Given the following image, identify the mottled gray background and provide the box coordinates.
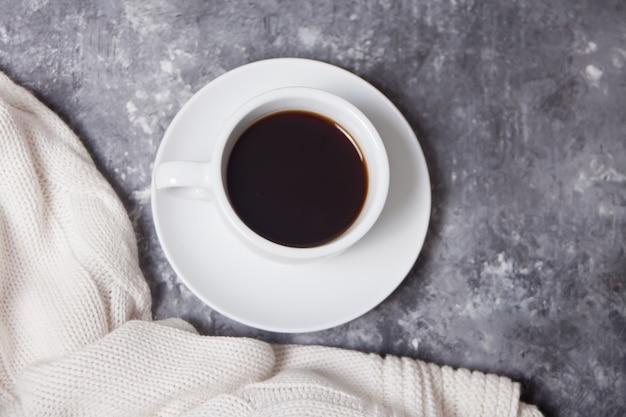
[1,0,624,416]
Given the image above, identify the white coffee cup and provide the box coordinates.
[154,87,389,262]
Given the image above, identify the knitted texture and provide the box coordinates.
[0,71,152,411]
[0,71,543,417]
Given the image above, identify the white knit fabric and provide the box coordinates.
[0,70,543,417]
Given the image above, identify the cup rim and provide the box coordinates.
[212,86,389,261]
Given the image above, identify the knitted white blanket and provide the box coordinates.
[0,71,543,417]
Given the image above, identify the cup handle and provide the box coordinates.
[154,161,213,200]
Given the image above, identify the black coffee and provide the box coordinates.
[226,110,368,248]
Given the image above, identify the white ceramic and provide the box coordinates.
[151,58,431,333]
[154,87,389,262]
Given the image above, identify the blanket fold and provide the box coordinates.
[0,70,542,417]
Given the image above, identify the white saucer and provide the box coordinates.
[151,58,431,333]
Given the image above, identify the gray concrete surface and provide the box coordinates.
[1,1,624,415]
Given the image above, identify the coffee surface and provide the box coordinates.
[226,111,368,248]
